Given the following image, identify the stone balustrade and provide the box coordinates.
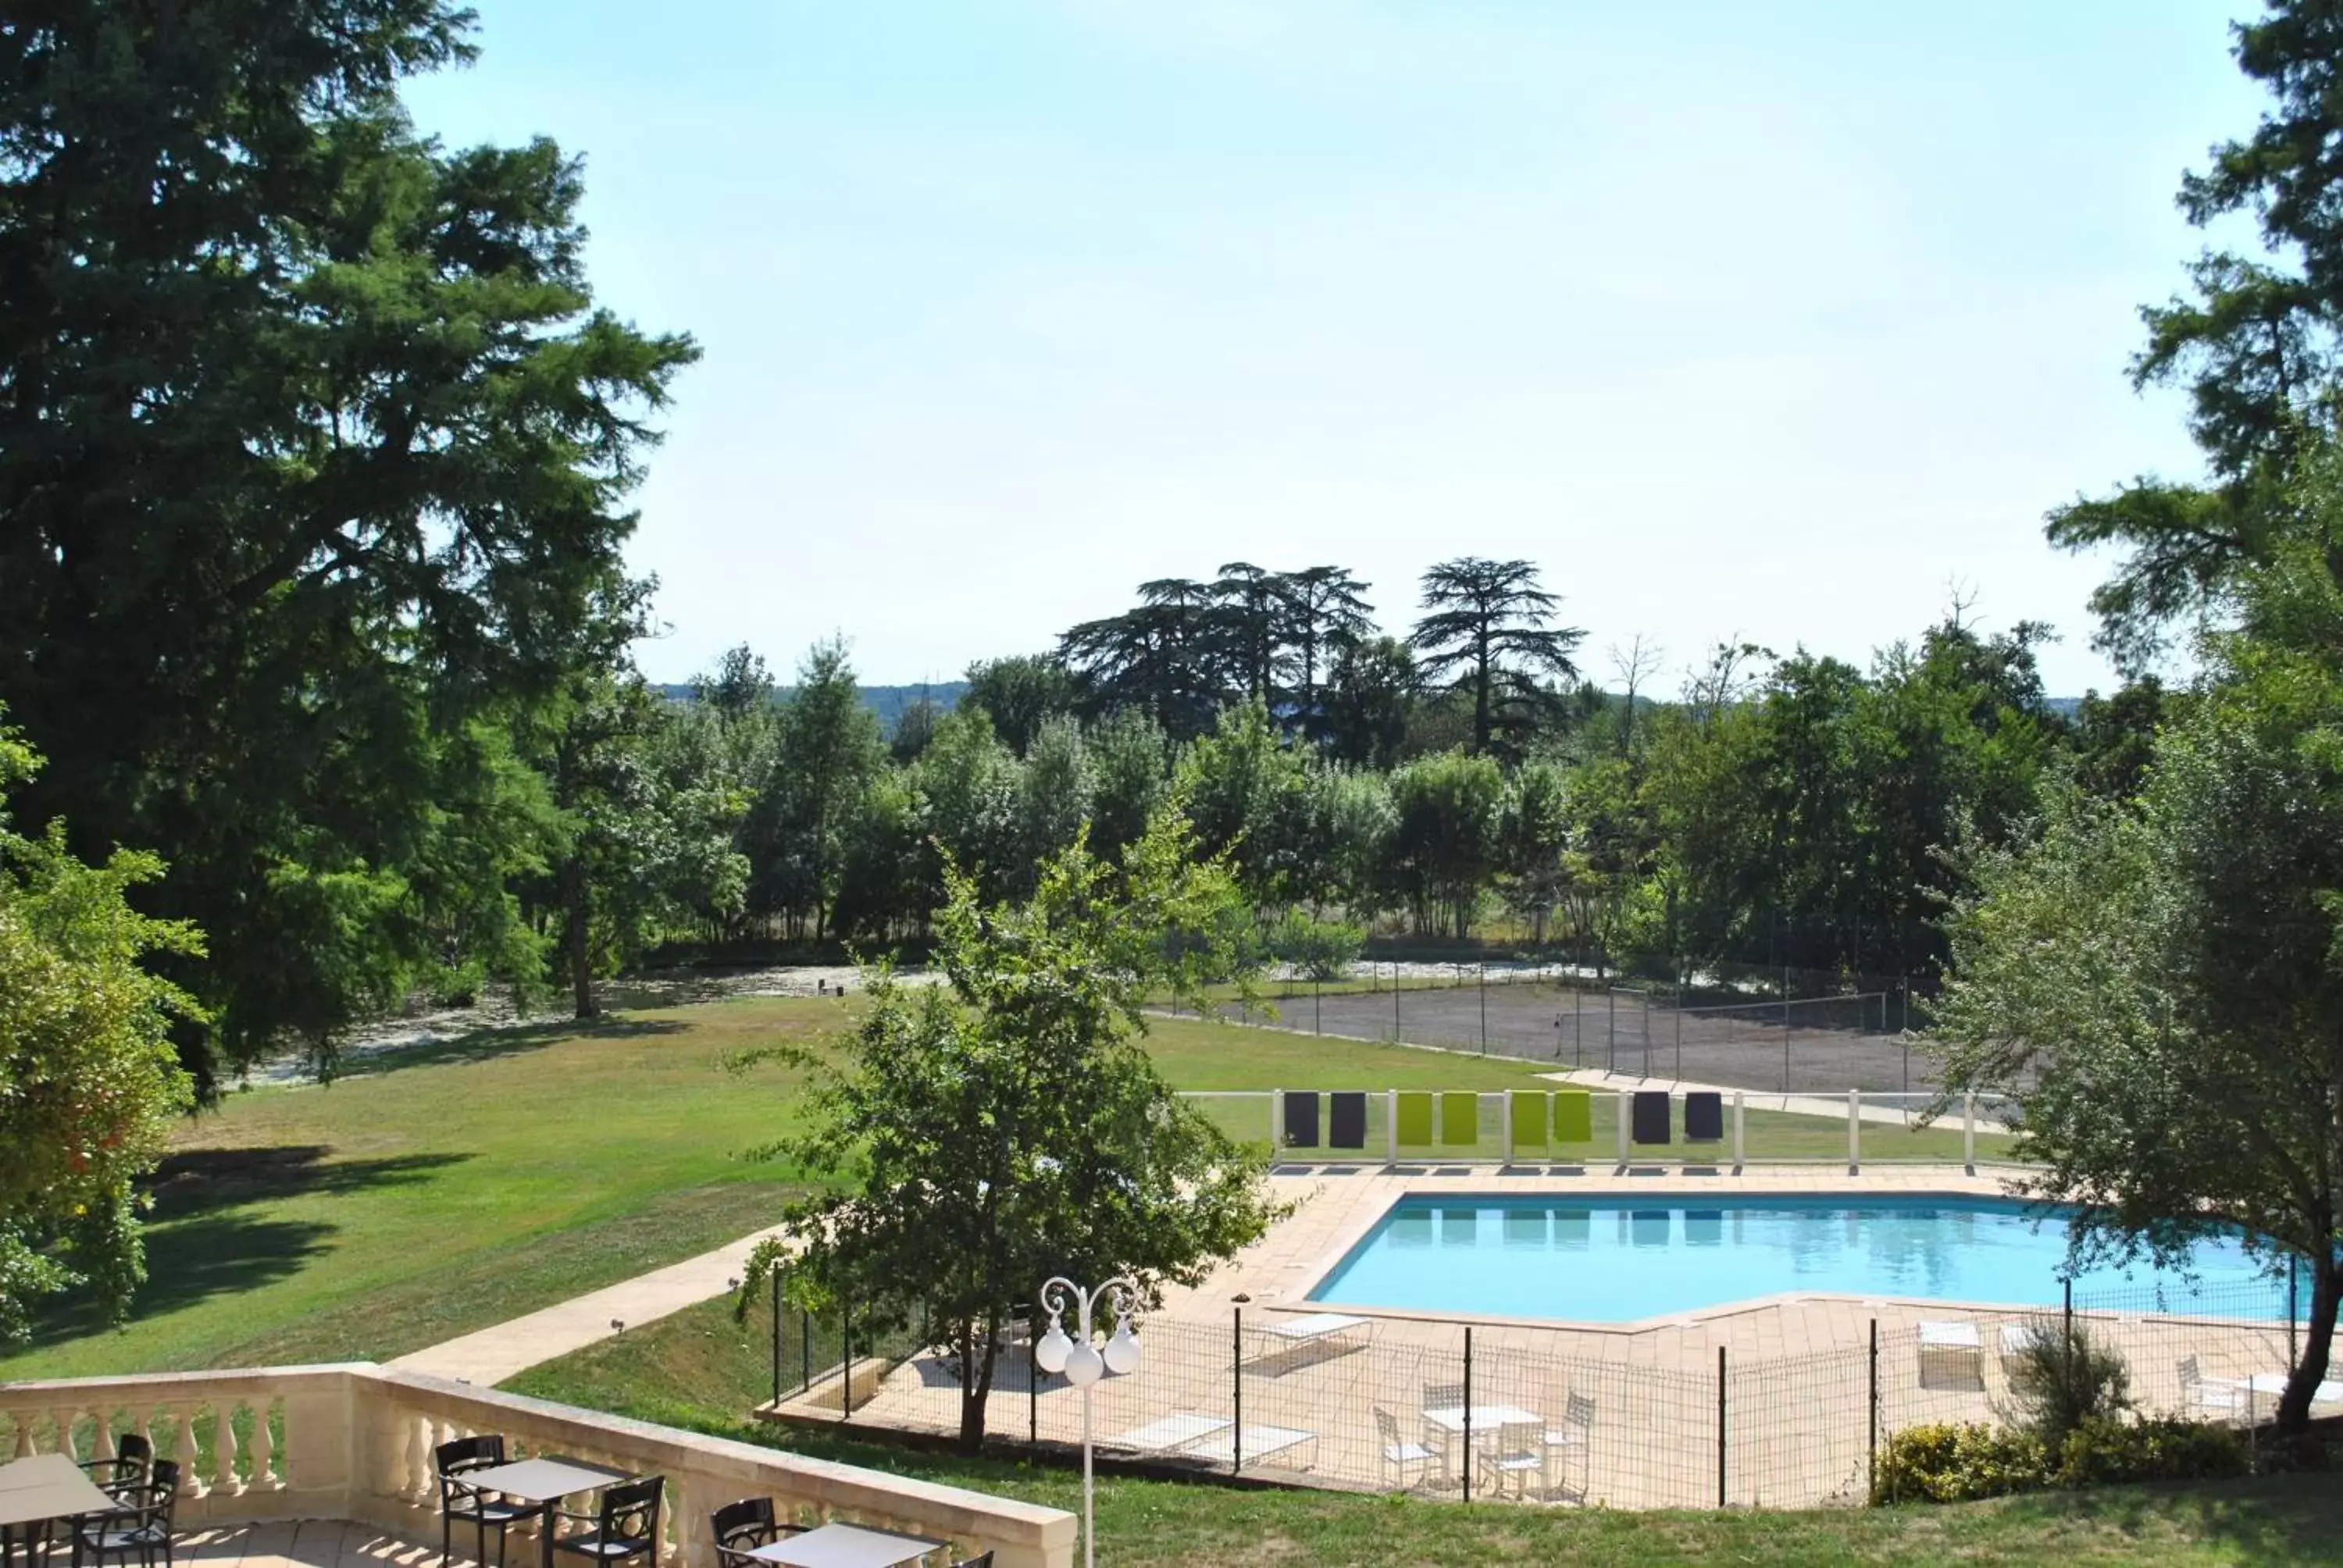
[1,1363,1074,1568]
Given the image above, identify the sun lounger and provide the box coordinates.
[1184,1424,1318,1471]
[1999,1322,2049,1370]
[1104,1413,1231,1455]
[1257,1312,1371,1353]
[1918,1320,1983,1384]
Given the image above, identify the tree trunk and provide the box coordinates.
[957,1312,1000,1453]
[562,854,597,1020]
[2278,1255,2339,1433]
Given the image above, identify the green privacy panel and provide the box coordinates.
[1395,1091,1435,1146]
[1439,1092,1478,1146]
[1508,1091,1550,1153]
[1553,1089,1594,1143]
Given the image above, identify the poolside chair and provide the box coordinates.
[711,1497,806,1568]
[552,1476,662,1568]
[1540,1392,1596,1501]
[437,1434,545,1568]
[1420,1381,1466,1479]
[2177,1356,2251,1420]
[72,1461,177,1568]
[1373,1407,1435,1490]
[1475,1438,1543,1500]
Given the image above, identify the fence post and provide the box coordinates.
[1963,1091,1977,1171]
[1394,972,1401,1041]
[1867,1318,1879,1500]
[1479,963,1487,1053]
[1848,1089,1861,1171]
[1717,1345,1728,1507]
[842,1299,854,1420]
[1607,988,1617,1074]
[801,1310,811,1395]
[1314,979,1321,1035]
[2063,1275,2074,1388]
[1232,1306,1244,1475]
[1462,1324,1474,1504]
[1030,1321,1039,1446]
[1732,1093,1745,1167]
[1675,1005,1683,1082]
[2289,1256,2300,1372]
[770,1262,783,1408]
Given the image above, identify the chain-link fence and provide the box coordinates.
[770,1271,2323,1511]
[1181,966,1941,1096]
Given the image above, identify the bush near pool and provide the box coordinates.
[1874,1417,2248,1505]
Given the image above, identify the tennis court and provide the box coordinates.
[1231,975,1933,1096]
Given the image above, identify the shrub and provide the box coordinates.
[1264,910,1366,981]
[2000,1316,2132,1444]
[2052,1415,2249,1488]
[1872,1423,2047,1505]
[1874,1416,2249,1506]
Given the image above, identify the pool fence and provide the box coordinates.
[763,1272,2320,1511]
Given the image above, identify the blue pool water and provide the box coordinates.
[1307,1196,2288,1323]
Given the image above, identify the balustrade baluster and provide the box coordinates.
[170,1405,201,1497]
[49,1409,75,1461]
[250,1397,277,1491]
[212,1400,241,1495]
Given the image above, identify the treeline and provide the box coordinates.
[642,563,2164,988]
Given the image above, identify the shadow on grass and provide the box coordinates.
[144,1145,473,1221]
[26,1213,337,1348]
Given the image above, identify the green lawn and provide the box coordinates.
[512,1295,2343,1568]
[5,997,1991,1381]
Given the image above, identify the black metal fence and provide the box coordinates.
[765,1267,2320,1510]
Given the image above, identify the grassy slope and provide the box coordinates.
[5,999,1985,1380]
[511,1295,2343,1568]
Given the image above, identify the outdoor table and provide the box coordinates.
[455,1456,635,1568]
[2244,1374,2343,1405]
[747,1520,949,1568]
[1419,1405,1542,1484]
[0,1454,118,1568]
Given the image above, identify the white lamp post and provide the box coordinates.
[1034,1274,1141,1568]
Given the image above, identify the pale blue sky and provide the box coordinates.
[404,2,2266,697]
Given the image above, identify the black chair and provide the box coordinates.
[947,1555,994,1568]
[82,1434,153,1499]
[551,1476,662,1568]
[73,1461,177,1568]
[710,1497,804,1568]
[436,1435,543,1568]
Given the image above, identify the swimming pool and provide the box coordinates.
[1306,1195,2288,1324]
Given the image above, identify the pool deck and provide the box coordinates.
[815,1164,2308,1508]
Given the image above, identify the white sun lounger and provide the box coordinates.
[1999,1322,2049,1367]
[1250,1312,1372,1359]
[1918,1320,1984,1383]
[1183,1424,1319,1470]
[1104,1413,1232,1455]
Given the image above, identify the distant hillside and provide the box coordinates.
[654,681,968,729]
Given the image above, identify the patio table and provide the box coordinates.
[747,1520,949,1568]
[2243,1374,2343,1405]
[456,1456,635,1568]
[1419,1405,1542,1484]
[0,1454,117,1568]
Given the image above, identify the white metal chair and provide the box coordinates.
[1374,1406,1435,1490]
[1540,1392,1596,1500]
[2177,1356,2251,1420]
[1419,1381,1466,1481]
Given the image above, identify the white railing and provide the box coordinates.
[0,1364,1074,1568]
